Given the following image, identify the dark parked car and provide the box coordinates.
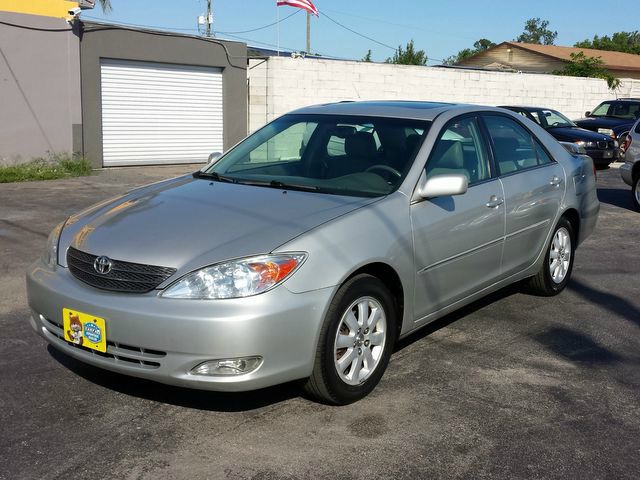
[501,106,619,167]
[573,99,640,154]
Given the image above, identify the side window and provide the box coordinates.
[534,141,553,165]
[528,111,542,125]
[426,117,490,184]
[484,115,547,174]
[612,102,639,120]
[326,135,346,157]
[248,122,317,164]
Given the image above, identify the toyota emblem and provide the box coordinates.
[94,256,113,275]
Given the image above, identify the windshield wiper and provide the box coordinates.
[269,180,320,192]
[192,170,236,183]
[231,178,321,192]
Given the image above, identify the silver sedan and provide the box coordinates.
[26,101,599,404]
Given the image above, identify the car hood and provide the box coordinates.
[573,116,632,131]
[59,175,377,276]
[546,126,612,143]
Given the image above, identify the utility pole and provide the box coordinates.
[205,0,212,37]
[306,11,310,54]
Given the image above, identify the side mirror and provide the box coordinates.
[208,151,223,163]
[417,173,468,200]
[585,111,591,117]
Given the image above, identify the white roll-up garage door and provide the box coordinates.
[100,59,223,166]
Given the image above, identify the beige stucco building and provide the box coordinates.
[456,42,640,80]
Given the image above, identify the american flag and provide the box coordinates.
[276,0,319,16]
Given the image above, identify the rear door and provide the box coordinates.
[482,114,565,277]
[411,116,505,320]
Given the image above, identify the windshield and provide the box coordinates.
[204,114,429,197]
[532,109,575,128]
[591,101,640,119]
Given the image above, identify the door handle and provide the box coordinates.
[549,176,562,187]
[486,195,504,208]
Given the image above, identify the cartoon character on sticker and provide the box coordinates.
[67,312,83,346]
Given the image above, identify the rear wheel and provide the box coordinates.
[527,218,575,296]
[304,274,396,405]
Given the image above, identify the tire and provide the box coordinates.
[632,174,640,212]
[527,217,575,296]
[304,274,396,405]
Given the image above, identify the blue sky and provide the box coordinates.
[83,1,640,63]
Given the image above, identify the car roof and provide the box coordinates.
[289,100,492,121]
[597,98,640,104]
[499,105,558,112]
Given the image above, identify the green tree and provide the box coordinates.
[553,52,620,90]
[443,38,496,65]
[516,18,557,45]
[385,40,427,66]
[575,31,640,54]
[362,49,373,62]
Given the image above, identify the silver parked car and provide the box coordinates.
[620,117,640,211]
[27,101,599,404]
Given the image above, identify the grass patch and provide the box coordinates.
[0,153,92,183]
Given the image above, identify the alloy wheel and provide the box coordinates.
[549,227,572,284]
[333,296,387,386]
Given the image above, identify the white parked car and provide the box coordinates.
[620,117,640,211]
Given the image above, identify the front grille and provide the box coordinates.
[608,140,616,149]
[67,247,176,293]
[42,316,166,369]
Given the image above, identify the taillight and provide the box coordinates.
[622,135,632,152]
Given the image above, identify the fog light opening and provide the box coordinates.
[190,356,263,376]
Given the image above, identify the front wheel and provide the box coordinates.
[526,218,575,296]
[304,274,396,405]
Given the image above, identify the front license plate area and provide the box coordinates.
[62,308,107,353]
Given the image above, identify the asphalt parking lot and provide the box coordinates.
[1,164,639,480]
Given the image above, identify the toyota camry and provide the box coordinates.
[27,101,599,404]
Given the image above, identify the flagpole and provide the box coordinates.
[306,11,310,54]
[277,3,280,56]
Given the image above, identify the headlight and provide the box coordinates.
[575,141,595,148]
[42,220,66,268]
[597,128,614,137]
[161,253,307,299]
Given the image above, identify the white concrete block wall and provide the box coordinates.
[248,57,640,133]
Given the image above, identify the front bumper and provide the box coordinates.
[620,161,634,186]
[584,147,618,165]
[26,260,333,391]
